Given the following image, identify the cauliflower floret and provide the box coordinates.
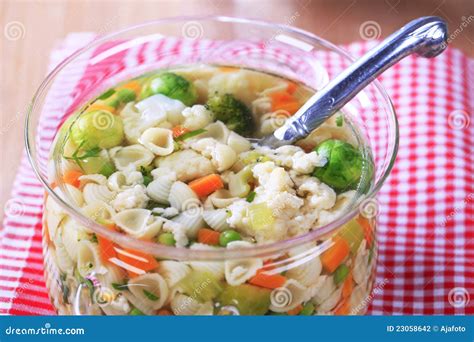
[297,177,337,211]
[162,219,188,247]
[292,151,327,174]
[191,138,237,172]
[182,104,214,130]
[111,185,149,212]
[226,199,250,232]
[317,190,356,227]
[155,150,215,182]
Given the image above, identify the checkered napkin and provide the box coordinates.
[0,33,472,315]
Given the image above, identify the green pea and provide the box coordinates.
[129,308,144,315]
[299,302,315,316]
[219,230,242,247]
[158,232,176,246]
[333,264,350,285]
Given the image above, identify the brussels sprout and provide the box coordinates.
[206,93,253,135]
[102,88,137,108]
[70,110,124,150]
[140,72,198,106]
[312,139,363,192]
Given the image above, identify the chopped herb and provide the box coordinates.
[143,289,159,301]
[336,115,344,127]
[59,273,70,304]
[90,233,98,243]
[246,191,256,203]
[97,88,116,100]
[175,128,207,141]
[112,282,129,291]
[140,166,153,186]
[64,141,102,171]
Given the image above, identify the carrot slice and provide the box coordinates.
[188,174,224,197]
[86,103,116,114]
[117,80,141,96]
[115,248,159,278]
[97,235,117,264]
[157,309,173,315]
[172,125,190,138]
[249,271,287,289]
[287,304,303,315]
[342,271,353,299]
[357,216,374,248]
[63,170,83,188]
[334,298,351,315]
[286,81,298,95]
[218,66,238,73]
[197,228,221,246]
[321,236,350,273]
[269,91,300,115]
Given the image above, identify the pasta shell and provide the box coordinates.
[318,287,342,313]
[269,279,309,313]
[187,260,225,280]
[46,210,65,242]
[203,121,230,143]
[170,294,214,315]
[78,174,107,188]
[146,175,175,204]
[100,292,131,316]
[168,181,200,211]
[54,240,75,274]
[208,189,240,208]
[311,275,336,305]
[224,241,262,286]
[202,209,230,232]
[83,183,116,205]
[81,202,116,222]
[114,208,163,240]
[158,261,191,288]
[172,209,205,239]
[77,240,106,277]
[285,245,323,287]
[110,144,154,171]
[62,184,85,207]
[127,273,169,311]
[139,127,174,156]
[61,218,89,262]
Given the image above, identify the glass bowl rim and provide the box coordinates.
[25,15,399,261]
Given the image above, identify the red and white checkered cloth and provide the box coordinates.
[0,33,473,315]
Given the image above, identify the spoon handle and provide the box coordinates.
[266,16,448,146]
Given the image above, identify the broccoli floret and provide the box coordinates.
[206,94,253,135]
[140,72,198,106]
[312,139,364,192]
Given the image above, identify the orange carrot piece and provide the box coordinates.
[117,80,141,96]
[115,248,159,278]
[321,236,350,273]
[172,125,190,138]
[334,298,351,315]
[272,101,300,115]
[249,271,287,289]
[157,309,173,315]
[197,228,221,246]
[86,103,116,114]
[63,170,83,188]
[97,235,117,264]
[286,81,298,94]
[342,271,353,299]
[188,174,224,197]
[287,304,304,315]
[357,216,374,248]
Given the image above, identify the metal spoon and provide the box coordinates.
[257,16,448,148]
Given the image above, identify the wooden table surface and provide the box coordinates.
[1,0,473,220]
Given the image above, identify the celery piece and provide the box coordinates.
[218,284,271,315]
[247,203,275,231]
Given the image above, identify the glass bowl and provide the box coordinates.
[25,16,398,315]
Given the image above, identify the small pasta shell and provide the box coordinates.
[110,144,154,171]
[172,209,205,239]
[139,127,174,156]
[77,240,106,277]
[269,279,309,313]
[224,241,262,286]
[82,183,116,205]
[127,273,169,311]
[146,176,174,204]
[81,202,116,223]
[168,181,200,211]
[78,174,107,188]
[202,209,230,232]
[208,189,240,208]
[170,294,214,315]
[203,121,230,143]
[114,208,163,239]
[158,261,191,288]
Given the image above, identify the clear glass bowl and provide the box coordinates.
[25,16,398,315]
